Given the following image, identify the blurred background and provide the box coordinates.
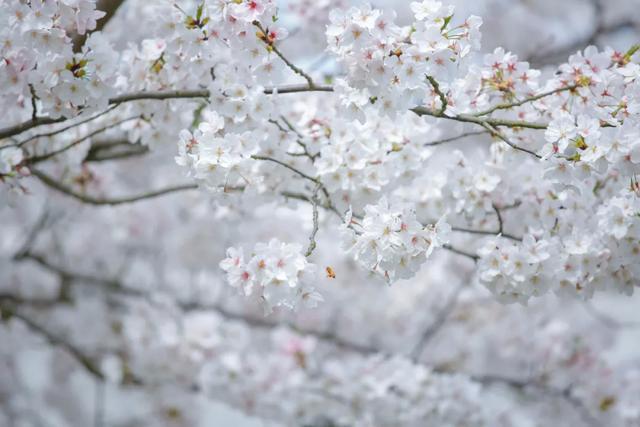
[2,0,640,426]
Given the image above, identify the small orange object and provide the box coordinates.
[325,266,336,279]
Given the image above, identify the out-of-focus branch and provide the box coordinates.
[30,168,198,206]
[424,131,489,147]
[410,285,463,360]
[304,183,321,257]
[451,225,522,242]
[15,251,126,292]
[0,298,105,380]
[84,139,149,162]
[528,0,638,67]
[442,244,479,262]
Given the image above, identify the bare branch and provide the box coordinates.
[424,130,489,147]
[84,139,149,162]
[252,155,320,184]
[473,85,578,117]
[451,226,522,242]
[0,117,65,141]
[304,183,321,257]
[480,121,542,159]
[411,107,549,130]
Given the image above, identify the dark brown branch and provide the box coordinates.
[0,117,65,141]
[84,139,149,162]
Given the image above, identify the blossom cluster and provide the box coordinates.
[1,1,118,119]
[327,1,482,119]
[342,197,450,282]
[220,238,322,313]
[313,110,434,204]
[477,187,639,304]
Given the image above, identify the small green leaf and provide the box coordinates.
[441,14,453,31]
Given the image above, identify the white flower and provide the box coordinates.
[0,147,24,174]
[345,197,449,282]
[220,239,319,314]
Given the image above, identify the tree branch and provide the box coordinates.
[304,183,321,257]
[424,130,489,147]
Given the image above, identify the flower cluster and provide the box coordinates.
[176,110,260,190]
[326,1,482,119]
[220,239,322,313]
[538,47,640,186]
[313,110,433,205]
[1,1,118,119]
[342,197,450,282]
[477,187,639,304]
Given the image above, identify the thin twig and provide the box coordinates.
[411,284,463,360]
[451,226,522,242]
[252,155,320,183]
[473,85,578,117]
[424,130,489,146]
[254,21,315,87]
[304,183,321,257]
[442,244,479,262]
[480,121,542,159]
